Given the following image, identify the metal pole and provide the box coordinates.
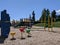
[51,18,53,32]
[48,15,50,32]
[44,16,46,31]
[21,32,23,39]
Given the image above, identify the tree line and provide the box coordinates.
[11,8,60,27]
[39,8,60,23]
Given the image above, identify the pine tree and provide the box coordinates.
[32,11,35,22]
[51,10,56,22]
[40,8,46,23]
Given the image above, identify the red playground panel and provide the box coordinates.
[19,27,25,32]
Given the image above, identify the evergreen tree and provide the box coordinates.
[29,14,31,20]
[56,15,60,21]
[32,11,35,22]
[46,9,51,27]
[40,8,47,23]
[51,10,56,22]
[46,9,51,23]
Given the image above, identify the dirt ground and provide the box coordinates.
[0,26,60,45]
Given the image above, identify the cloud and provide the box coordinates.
[56,9,60,14]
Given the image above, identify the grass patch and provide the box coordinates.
[54,21,60,27]
[34,21,60,27]
[34,23,44,26]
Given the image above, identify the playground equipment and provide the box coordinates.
[10,32,16,40]
[19,27,25,39]
[26,27,31,37]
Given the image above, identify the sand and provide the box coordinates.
[0,26,60,45]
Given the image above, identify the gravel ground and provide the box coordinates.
[0,26,60,45]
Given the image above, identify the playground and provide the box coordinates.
[0,26,60,45]
[0,0,60,45]
[0,10,60,45]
